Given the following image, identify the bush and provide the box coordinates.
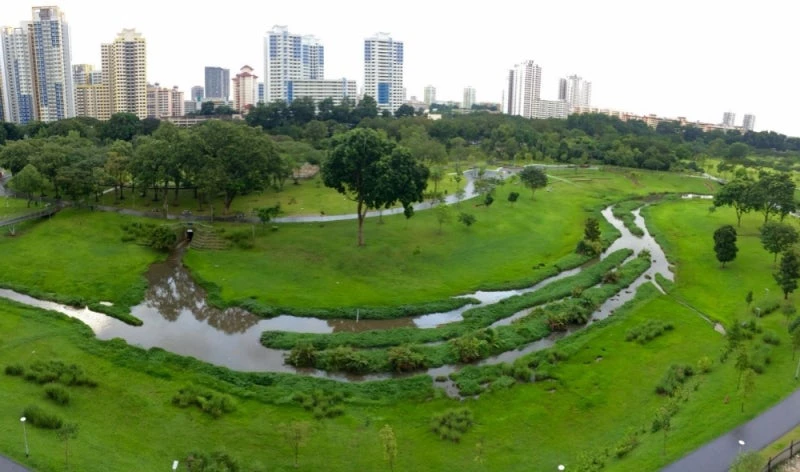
[224,229,254,250]
[490,375,516,391]
[625,320,675,344]
[576,239,602,256]
[172,385,236,418]
[292,390,346,419]
[44,385,70,405]
[762,330,781,346]
[21,360,97,387]
[752,298,781,317]
[5,364,24,376]
[431,408,474,442]
[697,356,713,374]
[615,430,640,458]
[286,342,317,368]
[321,346,371,374]
[387,345,427,372]
[450,336,489,363]
[22,404,64,429]
[655,364,694,396]
[750,345,772,373]
[145,225,177,251]
[184,451,240,472]
[458,212,477,228]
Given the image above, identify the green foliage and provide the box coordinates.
[22,404,64,429]
[20,360,97,387]
[292,390,346,420]
[752,298,781,317]
[612,202,645,237]
[387,345,427,372]
[713,225,738,267]
[655,364,695,396]
[223,229,254,249]
[760,221,798,263]
[696,356,713,374]
[458,212,476,228]
[450,336,489,363]
[145,225,177,251]
[584,217,601,242]
[762,330,780,345]
[5,364,24,376]
[172,385,237,418]
[775,250,800,299]
[574,450,608,472]
[576,238,603,256]
[185,451,241,472]
[319,346,371,374]
[431,408,474,442]
[255,203,281,224]
[728,451,762,472]
[518,166,548,197]
[379,424,398,471]
[44,385,71,405]
[614,429,641,458]
[287,342,317,368]
[483,193,494,207]
[507,191,519,203]
[625,320,675,344]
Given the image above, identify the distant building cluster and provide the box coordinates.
[571,106,757,133]
[500,59,590,120]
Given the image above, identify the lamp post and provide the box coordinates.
[20,416,28,458]
[738,439,746,454]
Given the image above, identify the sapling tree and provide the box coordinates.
[379,424,397,472]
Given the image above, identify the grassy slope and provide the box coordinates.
[0,209,163,310]
[184,169,715,310]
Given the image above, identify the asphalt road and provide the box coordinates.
[0,455,29,472]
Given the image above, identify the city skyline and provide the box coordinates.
[0,0,795,134]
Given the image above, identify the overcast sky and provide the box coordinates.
[2,0,797,136]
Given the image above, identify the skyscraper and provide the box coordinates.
[424,85,436,105]
[204,67,230,101]
[190,85,204,102]
[743,114,756,131]
[722,111,736,128]
[102,29,147,118]
[1,26,36,123]
[263,26,325,103]
[29,6,74,122]
[463,86,476,109]
[363,33,404,113]
[257,82,264,104]
[559,75,591,109]
[232,65,258,112]
[504,60,541,118]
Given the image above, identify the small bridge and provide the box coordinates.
[0,205,60,228]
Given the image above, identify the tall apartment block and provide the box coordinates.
[1,26,36,123]
[232,65,258,112]
[263,25,325,103]
[722,111,736,128]
[190,85,204,102]
[463,86,476,109]
[102,29,147,118]
[364,33,404,113]
[742,114,756,131]
[204,67,230,101]
[423,85,436,105]
[558,75,591,109]
[503,60,542,118]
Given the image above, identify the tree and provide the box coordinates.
[775,250,800,299]
[735,347,749,389]
[518,166,548,198]
[714,178,755,227]
[353,95,378,121]
[435,203,452,234]
[745,290,753,306]
[429,166,444,195]
[322,128,429,246]
[760,222,799,264]
[750,172,796,223]
[483,193,494,208]
[9,164,45,206]
[792,326,800,361]
[199,101,215,115]
[105,140,132,200]
[379,424,398,472]
[283,421,311,468]
[507,191,519,204]
[714,225,738,268]
[655,406,672,456]
[584,217,601,242]
[57,423,78,471]
[739,368,755,413]
[394,104,416,118]
[101,113,142,141]
[458,212,476,228]
[256,203,281,224]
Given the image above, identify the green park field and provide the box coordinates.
[1,167,799,471]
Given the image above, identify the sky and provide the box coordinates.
[1,0,798,136]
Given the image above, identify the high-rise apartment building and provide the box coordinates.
[75,84,110,120]
[287,78,356,106]
[363,33,404,113]
[1,26,36,123]
[146,83,185,118]
[29,6,74,122]
[204,67,230,101]
[190,85,204,102]
[424,85,436,105]
[0,72,5,121]
[743,114,756,131]
[102,29,147,118]
[558,75,591,109]
[463,86,476,109]
[722,111,736,128]
[263,26,325,103]
[171,86,184,117]
[503,60,542,118]
[232,65,258,112]
[257,82,264,104]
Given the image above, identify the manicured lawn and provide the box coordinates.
[0,209,163,311]
[0,196,37,219]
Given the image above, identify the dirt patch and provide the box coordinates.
[293,164,319,179]
[780,456,800,471]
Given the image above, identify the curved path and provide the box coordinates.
[0,455,29,471]
[662,387,800,471]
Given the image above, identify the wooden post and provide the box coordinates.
[768,456,772,471]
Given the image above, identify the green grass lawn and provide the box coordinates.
[0,209,163,311]
[0,196,38,219]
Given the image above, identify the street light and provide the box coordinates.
[172,460,179,471]
[738,439,746,454]
[20,416,28,458]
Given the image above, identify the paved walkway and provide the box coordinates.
[0,454,30,471]
[663,386,800,471]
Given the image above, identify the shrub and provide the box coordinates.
[5,364,24,376]
[184,451,240,472]
[458,212,477,228]
[576,239,602,256]
[22,404,63,429]
[750,345,772,373]
[490,375,516,391]
[697,356,713,374]
[44,385,70,405]
[287,342,317,368]
[172,385,236,418]
[387,345,427,372]
[625,320,675,344]
[655,364,694,396]
[762,330,781,346]
[145,225,177,251]
[602,270,621,284]
[292,390,346,419]
[224,230,254,250]
[431,408,474,442]
[615,430,640,458]
[752,298,781,317]
[22,360,97,387]
[322,346,371,374]
[450,336,489,363]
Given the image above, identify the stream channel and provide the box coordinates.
[0,200,675,384]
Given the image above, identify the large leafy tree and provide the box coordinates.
[750,172,796,223]
[518,166,548,198]
[775,250,800,299]
[760,222,799,264]
[714,178,755,227]
[8,164,45,206]
[322,128,429,246]
[713,225,738,268]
